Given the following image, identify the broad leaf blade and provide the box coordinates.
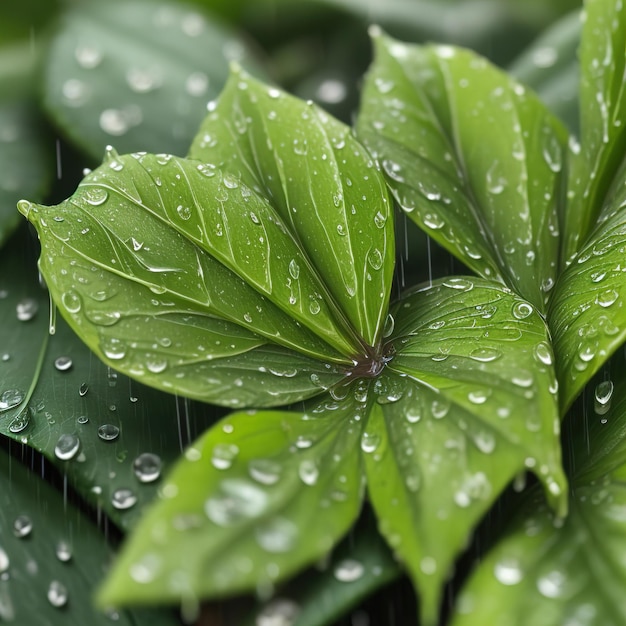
[357,32,567,311]
[363,277,566,624]
[563,0,626,262]
[19,150,356,406]
[0,446,178,625]
[451,358,626,626]
[97,400,364,606]
[189,67,395,347]
[44,0,263,159]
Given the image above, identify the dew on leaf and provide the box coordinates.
[126,67,162,93]
[360,432,381,454]
[594,380,614,415]
[16,298,38,321]
[367,247,384,271]
[288,259,300,280]
[55,541,72,563]
[249,459,282,486]
[111,488,137,510]
[512,301,533,319]
[133,453,163,483]
[8,408,30,433]
[186,72,209,96]
[204,479,268,526]
[47,580,69,608]
[54,356,73,372]
[533,342,553,365]
[469,348,501,365]
[596,288,618,308]
[0,389,24,411]
[443,278,473,291]
[0,548,9,573]
[74,44,102,68]
[62,78,89,106]
[255,598,300,626]
[13,515,33,538]
[255,517,298,553]
[298,459,319,486]
[494,558,523,585]
[536,570,566,598]
[431,399,450,419]
[334,558,364,582]
[97,423,120,441]
[54,433,81,461]
[211,443,239,470]
[373,211,387,228]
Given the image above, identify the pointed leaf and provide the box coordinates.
[19,149,357,407]
[363,277,566,624]
[188,67,395,347]
[0,446,178,625]
[550,167,626,411]
[451,358,626,626]
[357,32,567,311]
[563,0,626,261]
[97,399,364,607]
[43,0,264,159]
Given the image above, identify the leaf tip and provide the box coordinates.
[17,199,33,219]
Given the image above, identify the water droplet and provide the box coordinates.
[75,44,102,68]
[360,431,380,453]
[0,548,9,573]
[255,517,298,553]
[126,67,162,93]
[211,443,239,470]
[443,278,473,291]
[54,356,72,372]
[78,382,89,397]
[374,211,387,228]
[84,187,108,206]
[55,541,72,562]
[8,408,30,433]
[13,515,32,538]
[0,389,24,411]
[111,488,137,510]
[431,399,450,419]
[420,556,437,575]
[469,347,501,362]
[16,298,38,321]
[468,390,490,405]
[512,301,533,319]
[334,558,364,582]
[288,259,300,280]
[367,247,383,270]
[537,570,565,598]
[176,204,192,221]
[298,459,319,485]
[309,298,321,315]
[54,433,80,461]
[256,598,300,626]
[185,72,209,96]
[47,580,68,608]
[133,453,162,483]
[594,380,614,415]
[249,458,282,486]
[486,160,507,194]
[596,289,618,308]
[532,46,557,68]
[494,558,523,585]
[98,424,120,441]
[534,342,553,365]
[542,133,562,173]
[205,479,268,526]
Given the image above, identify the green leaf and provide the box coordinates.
[43,0,263,160]
[563,0,626,262]
[508,10,581,135]
[450,359,626,626]
[550,173,626,411]
[0,229,222,530]
[0,445,178,625]
[357,31,568,312]
[97,399,364,607]
[245,518,401,626]
[363,277,566,624]
[19,148,358,406]
[188,67,395,347]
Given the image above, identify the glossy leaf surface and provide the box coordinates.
[97,400,364,606]
[188,67,395,347]
[563,0,626,261]
[357,32,567,311]
[0,445,178,625]
[44,0,262,159]
[365,277,567,623]
[0,229,221,531]
[550,159,626,411]
[451,360,626,626]
[19,147,357,407]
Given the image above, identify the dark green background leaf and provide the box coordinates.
[98,399,364,607]
[188,68,395,348]
[0,445,178,625]
[357,32,567,312]
[44,0,264,160]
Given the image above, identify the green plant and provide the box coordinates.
[5,0,626,624]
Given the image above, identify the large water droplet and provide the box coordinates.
[594,380,614,416]
[54,433,81,461]
[16,298,38,321]
[0,389,24,411]
[512,301,533,319]
[205,479,268,526]
[494,558,523,585]
[360,431,380,453]
[249,458,282,486]
[13,515,32,538]
[133,453,162,483]
[54,356,73,372]
[97,423,120,441]
[255,517,298,553]
[211,443,239,470]
[298,459,319,486]
[55,541,72,563]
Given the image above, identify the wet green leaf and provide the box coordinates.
[44,0,263,160]
[563,0,626,262]
[508,10,581,134]
[19,147,358,406]
[451,359,626,626]
[363,277,566,624]
[97,398,364,607]
[188,67,395,347]
[357,31,568,312]
[550,165,626,411]
[244,518,400,626]
[0,445,178,625]
[0,229,222,531]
